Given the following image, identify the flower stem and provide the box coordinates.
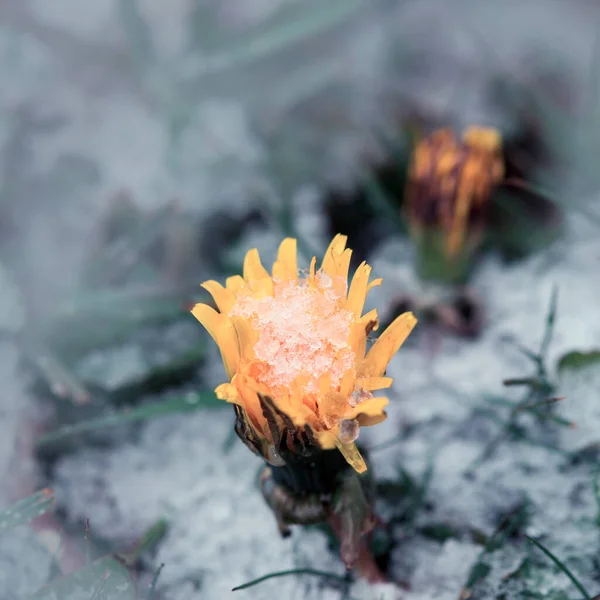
[270,447,351,495]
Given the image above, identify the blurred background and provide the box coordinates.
[3,0,600,599]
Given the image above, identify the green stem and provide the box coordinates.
[231,568,348,592]
[526,535,591,600]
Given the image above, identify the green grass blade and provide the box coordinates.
[51,284,197,320]
[593,472,600,526]
[148,563,165,599]
[267,60,341,112]
[0,489,55,534]
[97,341,207,404]
[514,343,542,366]
[21,340,92,405]
[539,285,558,362]
[184,0,364,79]
[557,350,600,374]
[29,555,134,599]
[460,504,529,597]
[118,0,157,73]
[404,448,437,525]
[589,20,600,148]
[83,202,179,287]
[526,535,591,600]
[36,391,222,448]
[357,165,406,234]
[231,568,348,592]
[118,518,168,566]
[38,285,198,359]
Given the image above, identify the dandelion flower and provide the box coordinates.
[405,126,505,259]
[191,234,416,473]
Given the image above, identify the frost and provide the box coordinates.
[26,0,116,39]
[0,527,54,599]
[3,0,600,599]
[350,388,373,408]
[404,540,481,599]
[230,272,355,393]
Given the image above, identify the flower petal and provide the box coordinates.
[321,234,348,277]
[249,276,274,298]
[262,378,312,428]
[215,382,240,403]
[272,238,298,282]
[214,320,240,379]
[236,375,270,439]
[359,311,417,377]
[201,280,236,313]
[315,429,336,450]
[361,309,379,331]
[308,255,317,285]
[348,309,378,363]
[333,248,352,283]
[345,396,389,426]
[333,437,367,473]
[243,248,270,282]
[230,315,258,362]
[226,275,246,295]
[348,322,367,363]
[313,431,367,473]
[356,412,387,427]
[346,262,372,317]
[318,372,331,398]
[356,377,393,391]
[191,303,239,378]
[340,370,355,397]
[289,377,317,421]
[320,390,348,429]
[367,278,383,292]
[271,261,287,283]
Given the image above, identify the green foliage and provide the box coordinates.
[117,518,169,567]
[87,341,207,405]
[21,339,92,405]
[557,350,600,375]
[460,502,530,598]
[148,563,165,599]
[357,165,407,236]
[83,202,181,288]
[118,0,157,74]
[594,473,600,527]
[231,568,349,592]
[468,287,567,470]
[37,390,221,448]
[376,445,440,535]
[526,536,592,600]
[37,287,195,361]
[0,495,169,598]
[412,229,476,284]
[418,522,460,542]
[28,556,134,600]
[0,490,55,534]
[489,186,562,262]
[183,0,366,79]
[16,282,200,413]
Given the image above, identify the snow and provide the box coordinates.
[1,0,600,599]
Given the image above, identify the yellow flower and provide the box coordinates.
[405,126,505,257]
[191,235,416,473]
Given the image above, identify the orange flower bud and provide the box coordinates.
[405,127,505,258]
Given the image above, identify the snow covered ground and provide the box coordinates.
[2,0,600,598]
